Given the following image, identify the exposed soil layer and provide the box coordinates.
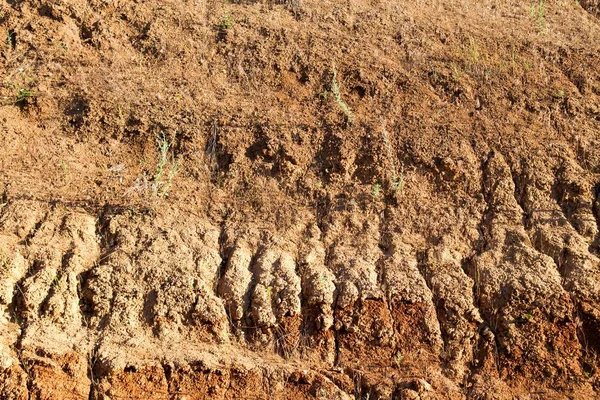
[1,0,600,398]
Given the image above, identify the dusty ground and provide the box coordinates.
[1,0,600,398]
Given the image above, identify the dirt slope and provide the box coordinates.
[1,0,600,398]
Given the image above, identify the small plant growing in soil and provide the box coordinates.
[521,312,533,322]
[59,160,68,173]
[530,0,546,32]
[7,83,34,105]
[58,160,70,183]
[3,79,34,105]
[15,88,32,103]
[372,183,381,199]
[393,351,404,366]
[451,62,462,82]
[466,38,481,64]
[330,67,353,122]
[5,30,16,50]
[152,133,181,197]
[220,13,234,30]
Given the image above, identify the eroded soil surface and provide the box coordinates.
[1,0,600,398]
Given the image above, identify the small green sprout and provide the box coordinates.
[372,183,381,199]
[394,351,404,366]
[220,14,234,30]
[330,67,353,122]
[152,133,181,197]
[59,161,68,173]
[529,0,546,32]
[15,88,33,104]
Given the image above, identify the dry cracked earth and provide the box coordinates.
[1,0,600,399]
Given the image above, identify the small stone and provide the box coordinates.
[416,378,432,392]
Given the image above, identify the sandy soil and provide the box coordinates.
[1,0,600,398]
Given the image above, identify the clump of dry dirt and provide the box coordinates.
[2,0,600,398]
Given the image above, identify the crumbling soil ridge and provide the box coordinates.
[2,0,600,398]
